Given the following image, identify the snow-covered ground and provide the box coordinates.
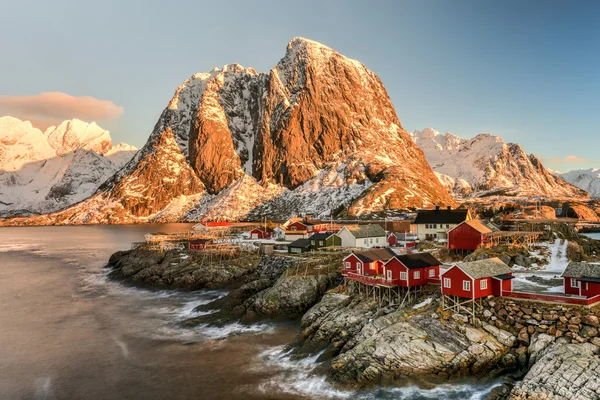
[512,239,569,293]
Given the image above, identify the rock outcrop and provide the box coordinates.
[1,38,454,226]
[562,201,600,222]
[510,340,600,399]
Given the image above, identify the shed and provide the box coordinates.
[308,232,342,251]
[249,228,274,239]
[287,238,311,254]
[342,248,396,276]
[382,252,441,287]
[447,220,497,251]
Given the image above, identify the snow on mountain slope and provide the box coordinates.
[1,38,454,226]
[0,117,137,214]
[559,169,600,198]
[412,128,587,199]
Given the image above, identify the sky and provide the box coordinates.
[1,0,599,171]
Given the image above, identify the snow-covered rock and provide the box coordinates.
[412,128,587,199]
[2,37,454,225]
[559,169,600,198]
[0,116,137,214]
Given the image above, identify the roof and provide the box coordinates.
[250,227,274,233]
[579,277,600,283]
[453,257,512,280]
[148,232,169,235]
[288,239,311,248]
[343,224,386,238]
[463,220,496,234]
[309,232,336,240]
[562,262,600,279]
[195,221,232,227]
[393,253,441,269]
[413,209,469,225]
[351,248,396,263]
[494,274,515,281]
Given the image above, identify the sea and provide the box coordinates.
[0,225,500,399]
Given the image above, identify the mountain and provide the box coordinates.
[2,38,454,225]
[412,128,587,199]
[559,169,600,198]
[0,116,137,215]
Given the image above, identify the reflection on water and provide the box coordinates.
[0,224,500,400]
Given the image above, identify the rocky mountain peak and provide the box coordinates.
[44,118,112,155]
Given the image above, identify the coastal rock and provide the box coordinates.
[510,340,600,399]
[107,247,260,289]
[327,313,511,387]
[245,271,340,317]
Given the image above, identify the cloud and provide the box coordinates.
[0,92,124,129]
[546,155,593,165]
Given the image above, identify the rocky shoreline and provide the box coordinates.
[106,248,600,398]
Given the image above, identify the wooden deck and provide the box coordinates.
[345,272,398,287]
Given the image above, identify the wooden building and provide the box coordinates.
[308,232,342,251]
[413,206,471,241]
[337,224,387,248]
[189,238,214,251]
[561,262,600,298]
[381,253,441,287]
[342,248,397,276]
[441,258,513,300]
[249,228,274,239]
[447,220,497,252]
[192,221,232,234]
[287,238,311,254]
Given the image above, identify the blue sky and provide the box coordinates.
[1,0,599,171]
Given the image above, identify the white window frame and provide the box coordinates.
[444,278,451,288]
[387,270,393,280]
[414,271,421,279]
[400,272,408,280]
[463,280,471,291]
[311,240,315,245]
[585,282,589,291]
[345,261,351,269]
[480,279,488,290]
[429,269,435,277]
[571,278,580,288]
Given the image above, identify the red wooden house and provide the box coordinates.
[382,253,441,287]
[342,248,397,277]
[441,258,513,300]
[189,238,213,251]
[387,232,398,247]
[249,228,274,239]
[287,220,328,233]
[561,262,600,297]
[447,220,496,251]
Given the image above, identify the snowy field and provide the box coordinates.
[512,239,569,293]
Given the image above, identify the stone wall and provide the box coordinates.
[473,297,600,366]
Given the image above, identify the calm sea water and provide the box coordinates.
[0,225,499,400]
[583,232,600,240]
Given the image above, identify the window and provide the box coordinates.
[571,278,580,288]
[400,272,408,280]
[376,238,379,243]
[320,241,324,246]
[433,224,437,229]
[370,238,373,244]
[414,271,421,279]
[370,263,375,270]
[480,279,488,290]
[585,282,589,291]
[446,224,450,229]
[292,226,297,231]
[311,240,315,245]
[463,280,471,291]
[345,261,351,269]
[425,224,429,229]
[429,269,435,277]
[444,278,451,288]
[387,270,392,280]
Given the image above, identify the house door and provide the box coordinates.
[387,270,392,281]
[359,262,364,275]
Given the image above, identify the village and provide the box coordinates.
[137,201,600,319]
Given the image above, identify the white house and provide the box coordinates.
[337,224,387,248]
[413,206,471,241]
[273,226,286,240]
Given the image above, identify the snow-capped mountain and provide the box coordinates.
[0,116,137,214]
[412,128,587,198]
[2,38,454,225]
[559,169,600,198]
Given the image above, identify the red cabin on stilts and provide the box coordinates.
[382,253,441,287]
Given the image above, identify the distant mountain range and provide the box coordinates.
[558,169,600,198]
[411,128,587,199]
[0,116,137,215]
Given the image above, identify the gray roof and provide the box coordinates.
[562,262,600,279]
[454,257,512,280]
[345,224,386,238]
